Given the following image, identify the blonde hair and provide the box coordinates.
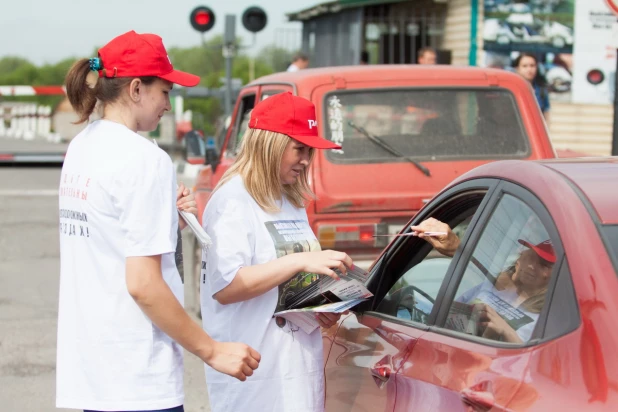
[214,128,315,213]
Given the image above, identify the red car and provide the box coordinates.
[323,157,618,411]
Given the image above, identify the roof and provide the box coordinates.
[247,64,526,91]
[540,158,618,225]
[287,0,408,21]
[455,158,618,225]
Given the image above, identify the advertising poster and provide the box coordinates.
[571,0,617,104]
[483,0,575,101]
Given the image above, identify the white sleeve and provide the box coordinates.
[204,196,255,296]
[114,153,177,257]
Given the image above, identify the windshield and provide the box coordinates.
[601,225,618,272]
[323,88,530,164]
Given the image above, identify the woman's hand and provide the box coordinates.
[410,217,460,257]
[203,341,261,382]
[475,304,522,344]
[294,250,354,281]
[176,183,197,231]
[315,311,349,329]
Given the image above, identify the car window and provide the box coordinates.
[600,225,618,272]
[375,216,475,325]
[323,88,529,164]
[260,89,286,101]
[226,94,255,156]
[443,194,558,345]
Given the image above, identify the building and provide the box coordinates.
[287,0,614,156]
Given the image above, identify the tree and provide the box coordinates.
[257,45,294,73]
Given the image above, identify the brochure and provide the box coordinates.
[274,298,367,334]
[446,290,534,335]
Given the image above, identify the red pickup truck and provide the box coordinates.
[191,65,556,274]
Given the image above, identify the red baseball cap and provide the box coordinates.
[97,31,200,87]
[249,92,341,149]
[518,239,556,263]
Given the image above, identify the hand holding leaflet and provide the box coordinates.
[178,210,212,249]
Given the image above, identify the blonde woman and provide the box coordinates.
[200,92,353,412]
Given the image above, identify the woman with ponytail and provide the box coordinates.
[57,30,260,412]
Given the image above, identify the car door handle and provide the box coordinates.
[370,365,391,383]
[461,386,495,410]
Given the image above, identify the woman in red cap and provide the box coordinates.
[200,92,353,412]
[57,31,260,412]
[411,218,556,344]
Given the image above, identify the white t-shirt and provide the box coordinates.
[287,63,300,72]
[457,280,539,342]
[56,120,184,411]
[200,175,324,412]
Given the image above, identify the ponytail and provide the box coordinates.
[65,58,159,124]
[65,59,97,124]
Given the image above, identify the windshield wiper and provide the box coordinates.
[348,121,431,177]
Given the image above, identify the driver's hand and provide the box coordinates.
[410,218,460,257]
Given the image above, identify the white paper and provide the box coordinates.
[179,210,212,249]
[274,298,367,334]
[328,279,372,301]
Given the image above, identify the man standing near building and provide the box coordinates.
[417,47,437,65]
[287,53,310,72]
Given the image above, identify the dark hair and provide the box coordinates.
[65,58,157,124]
[292,53,309,62]
[512,51,548,99]
[360,50,369,64]
[418,47,436,58]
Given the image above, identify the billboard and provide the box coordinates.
[482,0,618,105]
[483,0,575,101]
[571,0,617,104]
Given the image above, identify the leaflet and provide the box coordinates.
[274,298,367,334]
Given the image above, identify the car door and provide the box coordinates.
[394,181,567,411]
[323,179,499,412]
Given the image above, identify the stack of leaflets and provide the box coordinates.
[273,265,373,334]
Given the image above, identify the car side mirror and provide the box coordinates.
[205,137,220,172]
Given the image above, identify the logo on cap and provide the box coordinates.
[308,120,318,129]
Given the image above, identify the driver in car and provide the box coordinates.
[410,218,556,344]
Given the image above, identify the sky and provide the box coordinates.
[0,0,319,65]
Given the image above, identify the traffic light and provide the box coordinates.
[241,6,267,33]
[190,6,216,33]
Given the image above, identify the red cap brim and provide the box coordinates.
[159,69,200,87]
[518,239,556,263]
[289,134,342,150]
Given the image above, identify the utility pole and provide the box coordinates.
[223,14,236,119]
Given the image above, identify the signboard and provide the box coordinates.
[605,0,618,15]
[481,0,618,105]
[571,0,617,104]
[482,0,575,102]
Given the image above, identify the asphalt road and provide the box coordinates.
[0,166,210,412]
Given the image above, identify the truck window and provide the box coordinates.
[323,88,530,164]
[226,94,256,156]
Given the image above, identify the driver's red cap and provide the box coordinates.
[97,31,200,87]
[518,239,556,263]
[249,92,341,149]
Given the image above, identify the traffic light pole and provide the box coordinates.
[223,46,234,118]
[223,14,236,119]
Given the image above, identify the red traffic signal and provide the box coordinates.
[242,6,267,33]
[190,6,216,33]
